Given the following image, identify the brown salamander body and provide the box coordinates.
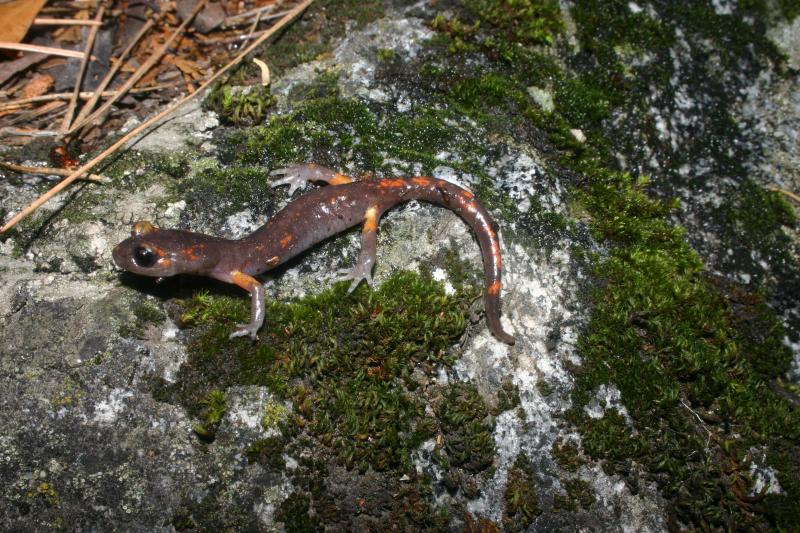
[113,164,515,344]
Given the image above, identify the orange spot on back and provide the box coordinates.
[411,176,431,186]
[487,280,501,296]
[377,178,407,189]
[330,173,353,185]
[280,234,294,248]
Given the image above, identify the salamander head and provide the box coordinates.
[113,220,221,278]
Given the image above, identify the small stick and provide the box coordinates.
[68,1,206,134]
[5,101,66,127]
[1,0,315,233]
[33,18,103,26]
[203,13,295,45]
[70,18,154,129]
[767,185,800,205]
[0,42,87,59]
[242,10,263,48]
[61,4,106,132]
[0,162,104,181]
[0,82,186,111]
[224,2,279,24]
[0,127,61,137]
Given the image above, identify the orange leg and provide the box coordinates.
[229,271,266,340]
[338,205,380,293]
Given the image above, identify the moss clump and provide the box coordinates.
[205,84,276,126]
[436,383,495,473]
[494,378,521,414]
[276,492,320,533]
[27,482,59,507]
[192,389,226,442]
[713,178,798,283]
[503,454,541,531]
[463,0,563,45]
[261,399,289,430]
[118,297,163,338]
[566,170,800,529]
[551,438,584,473]
[246,436,285,470]
[161,271,472,473]
[553,478,595,512]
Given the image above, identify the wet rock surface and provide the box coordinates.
[1,1,799,531]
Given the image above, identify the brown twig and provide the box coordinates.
[70,18,155,130]
[1,0,315,233]
[0,127,61,137]
[224,2,280,25]
[0,83,187,111]
[4,101,66,127]
[242,10,263,48]
[61,4,106,132]
[767,185,800,205]
[68,1,207,135]
[203,13,295,45]
[0,162,104,181]
[0,42,87,59]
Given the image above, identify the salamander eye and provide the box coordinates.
[133,246,157,267]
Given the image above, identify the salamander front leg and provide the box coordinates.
[228,271,266,340]
[270,163,352,194]
[338,206,379,293]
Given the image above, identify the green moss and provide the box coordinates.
[276,492,320,533]
[246,436,285,470]
[553,478,595,512]
[535,380,553,397]
[422,2,800,525]
[162,271,472,472]
[377,48,397,63]
[551,438,584,473]
[502,454,541,531]
[713,178,798,283]
[27,482,59,507]
[463,0,563,45]
[193,389,227,442]
[261,399,289,430]
[436,383,495,473]
[118,297,164,338]
[205,84,276,126]
[563,169,800,528]
[494,378,521,415]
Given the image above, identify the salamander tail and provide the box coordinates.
[414,177,515,345]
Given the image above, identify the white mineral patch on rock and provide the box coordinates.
[93,388,134,424]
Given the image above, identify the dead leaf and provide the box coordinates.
[164,54,204,80]
[176,0,226,33]
[22,73,54,98]
[0,0,47,44]
[53,10,88,43]
[0,52,45,86]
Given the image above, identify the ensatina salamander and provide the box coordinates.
[112,164,515,344]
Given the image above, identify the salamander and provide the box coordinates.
[112,163,515,344]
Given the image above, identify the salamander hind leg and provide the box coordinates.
[270,163,353,194]
[338,205,379,293]
[228,271,267,340]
